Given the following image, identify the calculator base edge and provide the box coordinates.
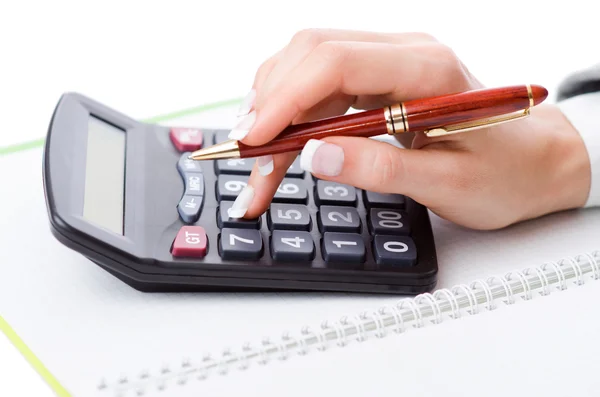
[49,219,437,295]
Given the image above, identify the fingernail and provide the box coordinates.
[237,89,256,116]
[227,185,254,218]
[228,110,256,140]
[257,155,274,176]
[300,139,344,176]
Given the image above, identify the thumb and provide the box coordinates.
[299,136,463,207]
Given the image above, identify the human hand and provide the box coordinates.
[227,29,590,230]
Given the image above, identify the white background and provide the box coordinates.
[0,0,598,395]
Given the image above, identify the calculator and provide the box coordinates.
[42,92,438,295]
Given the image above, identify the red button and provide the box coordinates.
[169,127,203,152]
[171,226,207,258]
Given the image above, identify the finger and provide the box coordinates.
[228,151,298,220]
[243,41,478,147]
[258,29,437,106]
[238,92,355,219]
[298,136,466,208]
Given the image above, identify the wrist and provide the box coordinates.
[519,104,591,221]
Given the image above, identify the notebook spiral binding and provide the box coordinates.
[98,250,600,396]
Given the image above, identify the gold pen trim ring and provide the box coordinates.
[385,104,407,135]
[526,84,534,108]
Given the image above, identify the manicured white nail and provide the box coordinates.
[237,89,256,116]
[300,139,344,176]
[257,155,274,176]
[227,185,254,218]
[228,110,256,140]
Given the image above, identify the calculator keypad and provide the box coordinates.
[315,180,356,206]
[171,130,421,273]
[270,230,315,262]
[268,204,311,231]
[219,228,263,260]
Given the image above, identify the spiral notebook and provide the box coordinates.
[1,101,600,397]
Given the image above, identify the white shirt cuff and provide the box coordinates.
[557,91,600,208]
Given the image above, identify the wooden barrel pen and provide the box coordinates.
[189,84,548,161]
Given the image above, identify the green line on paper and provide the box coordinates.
[0,315,72,397]
[0,97,242,156]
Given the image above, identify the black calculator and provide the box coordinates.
[42,92,438,295]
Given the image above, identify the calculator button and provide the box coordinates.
[270,230,315,262]
[315,181,356,206]
[273,178,308,204]
[215,158,254,175]
[267,204,311,231]
[318,206,361,233]
[213,130,229,144]
[321,232,366,263]
[177,153,202,174]
[285,157,304,178]
[368,208,410,235]
[184,173,204,196]
[171,226,207,258]
[219,228,263,260]
[177,195,203,224]
[217,201,261,229]
[216,175,249,201]
[373,235,417,267]
[169,127,203,152]
[363,190,405,209]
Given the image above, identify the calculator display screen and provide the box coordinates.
[82,115,126,234]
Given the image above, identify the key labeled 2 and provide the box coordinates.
[318,206,361,233]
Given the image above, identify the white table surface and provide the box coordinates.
[1,0,597,395]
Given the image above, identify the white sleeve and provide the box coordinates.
[557,91,600,208]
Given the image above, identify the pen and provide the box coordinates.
[188,84,548,161]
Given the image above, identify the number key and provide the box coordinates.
[315,180,356,206]
[373,235,417,267]
[219,228,263,260]
[216,175,249,201]
[368,208,410,235]
[318,206,361,233]
[273,178,308,204]
[270,230,315,262]
[321,232,365,263]
[268,204,311,231]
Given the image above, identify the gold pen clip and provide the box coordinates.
[424,108,531,137]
